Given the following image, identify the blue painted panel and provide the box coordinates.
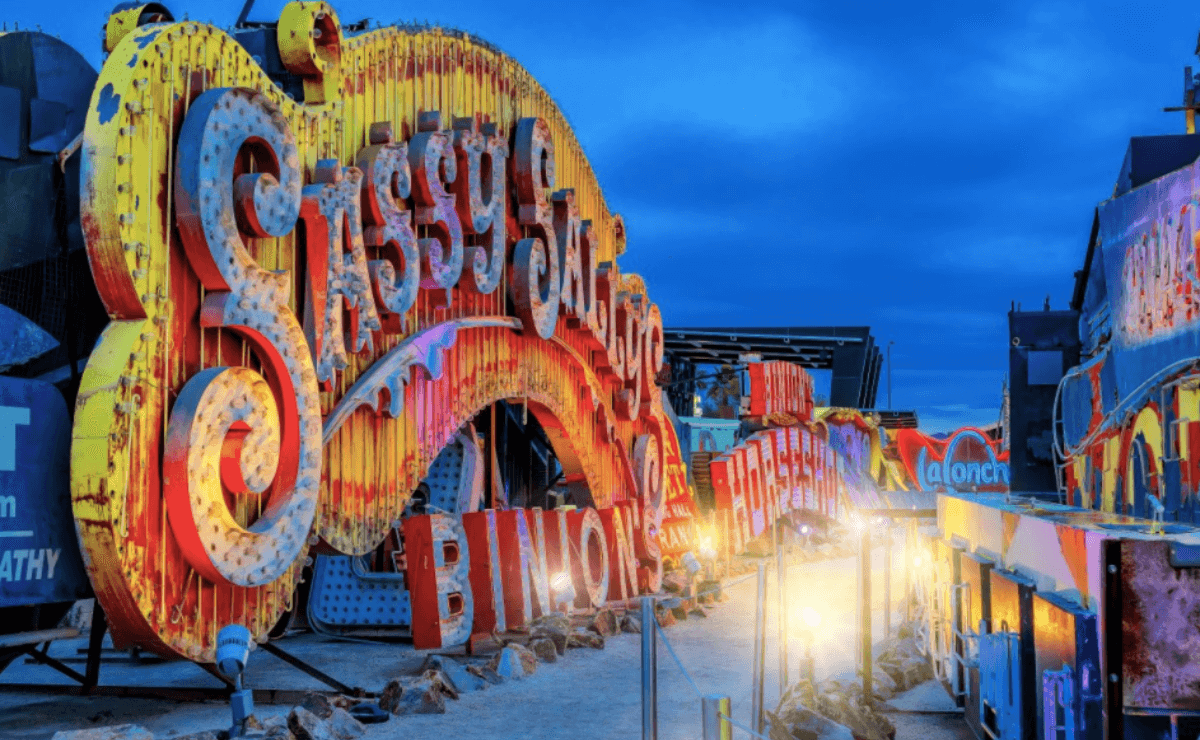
[1059,362,1094,450]
[0,376,90,607]
[1096,160,1200,400]
[307,555,411,631]
[677,416,740,454]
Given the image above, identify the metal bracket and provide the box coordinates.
[258,640,365,697]
[1043,664,1076,739]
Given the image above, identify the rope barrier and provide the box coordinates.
[644,562,796,740]
[652,618,703,698]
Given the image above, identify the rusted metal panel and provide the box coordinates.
[1116,538,1200,711]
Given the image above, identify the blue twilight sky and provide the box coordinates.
[10,1,1197,432]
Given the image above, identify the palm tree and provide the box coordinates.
[700,364,741,419]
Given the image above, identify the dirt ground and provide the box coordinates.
[0,543,970,740]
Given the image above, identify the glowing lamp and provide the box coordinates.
[551,571,575,605]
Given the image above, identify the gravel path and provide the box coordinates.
[0,545,971,740]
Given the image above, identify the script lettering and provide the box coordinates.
[452,118,508,295]
[510,117,560,339]
[356,121,420,332]
[410,111,464,294]
[170,87,321,587]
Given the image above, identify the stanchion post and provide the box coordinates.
[702,695,733,740]
[641,596,657,740]
[903,520,912,624]
[709,509,718,578]
[860,528,872,701]
[883,523,891,638]
[751,562,767,735]
[724,510,733,575]
[776,521,788,695]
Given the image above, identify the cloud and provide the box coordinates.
[549,14,865,144]
[880,307,1007,333]
[619,206,745,243]
[893,368,1003,382]
[965,4,1100,99]
[920,232,1080,277]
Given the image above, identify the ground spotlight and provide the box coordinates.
[216,624,255,737]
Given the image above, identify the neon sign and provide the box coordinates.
[72,3,685,662]
[893,428,1009,493]
[745,361,814,422]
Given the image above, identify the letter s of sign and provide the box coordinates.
[300,160,383,385]
[451,117,508,295]
[409,111,464,294]
[511,117,560,340]
[170,88,322,588]
[356,121,420,333]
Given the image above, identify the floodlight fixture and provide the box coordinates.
[216,624,255,737]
